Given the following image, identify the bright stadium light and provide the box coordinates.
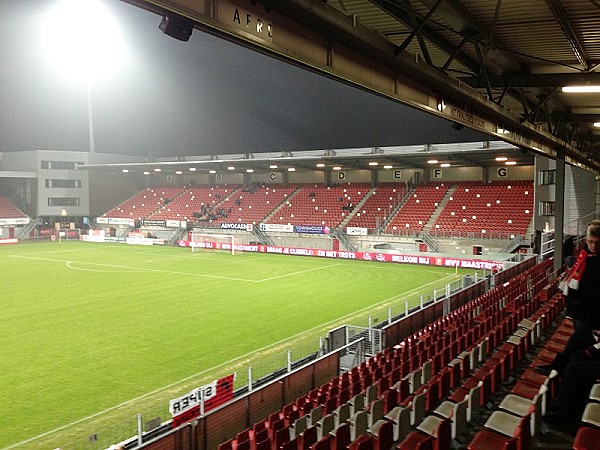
[42,0,126,153]
[562,85,600,93]
[42,0,126,81]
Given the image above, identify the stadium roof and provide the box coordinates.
[80,140,534,175]
[124,0,600,174]
[1,0,597,173]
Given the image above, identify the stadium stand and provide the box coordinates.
[102,187,186,220]
[0,196,28,219]
[205,258,580,450]
[266,183,370,228]
[432,181,534,238]
[99,182,538,241]
[146,185,240,222]
[207,184,298,225]
[345,183,408,230]
[386,183,450,234]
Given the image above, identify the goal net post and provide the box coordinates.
[58,228,82,242]
[190,233,239,255]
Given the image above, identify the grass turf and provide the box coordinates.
[0,241,472,449]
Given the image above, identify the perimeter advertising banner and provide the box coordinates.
[259,223,294,233]
[169,374,235,428]
[0,217,29,226]
[294,225,330,234]
[96,217,136,226]
[346,227,368,236]
[178,240,504,270]
[220,222,253,231]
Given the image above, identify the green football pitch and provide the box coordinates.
[0,241,472,450]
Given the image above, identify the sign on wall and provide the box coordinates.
[223,0,273,42]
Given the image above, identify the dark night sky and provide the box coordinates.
[0,0,488,158]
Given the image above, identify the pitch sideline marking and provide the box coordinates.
[11,255,342,282]
[255,263,341,282]
[10,254,256,282]
[3,273,459,450]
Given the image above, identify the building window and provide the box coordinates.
[539,169,556,185]
[41,161,84,170]
[48,198,80,207]
[539,201,555,216]
[45,179,82,188]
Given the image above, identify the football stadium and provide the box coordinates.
[2,1,600,450]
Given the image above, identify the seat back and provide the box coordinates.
[515,413,532,450]
[365,384,378,404]
[349,394,365,414]
[421,359,433,384]
[332,422,351,450]
[254,428,269,446]
[372,419,393,450]
[255,436,271,450]
[409,368,423,393]
[452,397,468,440]
[469,345,480,370]
[433,417,452,450]
[384,405,411,441]
[273,426,291,450]
[396,377,410,403]
[382,388,398,414]
[300,426,318,450]
[467,381,483,422]
[309,406,323,427]
[334,403,351,427]
[368,399,384,426]
[350,410,369,440]
[291,416,307,439]
[411,389,427,426]
[317,413,335,439]
[310,434,331,450]
[217,438,233,450]
[348,434,374,450]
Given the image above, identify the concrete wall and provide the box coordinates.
[564,165,598,235]
[378,168,422,184]
[35,151,90,217]
[487,164,534,181]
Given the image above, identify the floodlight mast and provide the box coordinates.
[86,80,95,154]
[42,0,125,153]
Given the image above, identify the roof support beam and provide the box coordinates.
[521,88,559,124]
[368,0,480,72]
[441,37,466,72]
[474,43,494,102]
[462,72,600,88]
[545,0,590,71]
[397,0,443,64]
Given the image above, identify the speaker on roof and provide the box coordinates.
[159,12,194,41]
